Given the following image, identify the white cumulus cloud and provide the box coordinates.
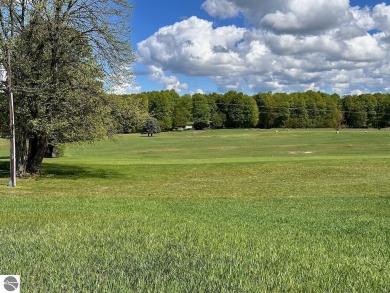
[109,82,142,94]
[136,2,390,94]
[372,3,390,33]
[201,0,239,19]
[149,65,188,92]
[138,16,246,76]
[261,0,349,34]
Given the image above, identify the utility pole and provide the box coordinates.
[6,46,16,187]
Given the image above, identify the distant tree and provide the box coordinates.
[142,116,161,137]
[324,93,343,128]
[287,93,308,128]
[304,91,321,128]
[147,90,177,131]
[253,92,291,128]
[172,94,192,128]
[227,93,259,128]
[108,94,149,133]
[203,93,225,128]
[272,93,290,128]
[359,94,378,127]
[214,93,230,127]
[192,93,210,130]
[343,96,368,128]
[211,112,225,129]
[205,93,218,126]
[253,92,273,128]
[332,110,344,131]
[374,93,390,128]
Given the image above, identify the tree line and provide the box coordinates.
[108,90,390,133]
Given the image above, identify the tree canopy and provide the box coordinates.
[0,0,134,174]
[142,116,161,137]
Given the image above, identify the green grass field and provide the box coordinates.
[0,129,389,292]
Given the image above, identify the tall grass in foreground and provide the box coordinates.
[0,129,389,292]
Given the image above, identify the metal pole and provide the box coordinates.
[9,91,16,187]
[7,46,16,187]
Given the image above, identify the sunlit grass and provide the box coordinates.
[0,129,389,291]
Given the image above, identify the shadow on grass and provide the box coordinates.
[0,159,120,180]
[0,160,10,179]
[41,162,121,180]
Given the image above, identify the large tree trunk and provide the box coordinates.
[15,131,28,177]
[26,134,48,174]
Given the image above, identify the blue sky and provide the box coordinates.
[116,0,390,95]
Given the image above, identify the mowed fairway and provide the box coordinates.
[0,129,389,292]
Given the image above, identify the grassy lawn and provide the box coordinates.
[0,129,389,292]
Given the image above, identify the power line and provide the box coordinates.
[207,102,389,116]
